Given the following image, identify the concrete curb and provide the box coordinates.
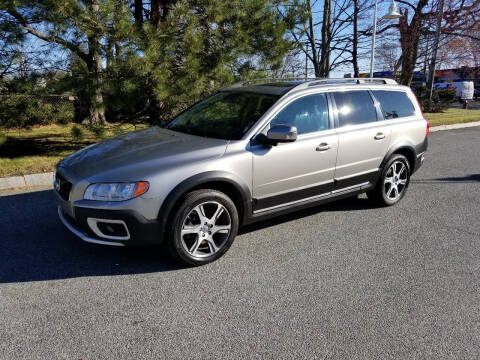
[1,121,479,193]
[429,120,480,132]
[0,172,53,191]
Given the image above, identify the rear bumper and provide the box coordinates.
[413,151,426,173]
[58,205,162,247]
[412,137,428,174]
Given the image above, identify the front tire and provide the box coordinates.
[168,189,239,266]
[367,154,411,206]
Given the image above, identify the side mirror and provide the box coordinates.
[266,124,298,143]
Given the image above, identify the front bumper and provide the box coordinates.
[57,204,163,247]
[58,207,125,246]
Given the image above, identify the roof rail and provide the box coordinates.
[292,77,397,91]
[221,77,397,91]
[221,77,324,91]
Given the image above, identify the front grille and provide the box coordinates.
[55,173,72,201]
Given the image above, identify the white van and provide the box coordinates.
[434,81,474,100]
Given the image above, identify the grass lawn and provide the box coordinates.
[425,108,480,126]
[1,108,480,178]
[0,123,147,178]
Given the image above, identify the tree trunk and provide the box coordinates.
[352,0,359,77]
[427,0,445,98]
[151,0,174,28]
[85,0,106,126]
[398,0,428,85]
[399,44,418,85]
[115,40,122,60]
[85,47,106,125]
[319,0,331,77]
[106,37,114,68]
[306,0,320,76]
[393,54,403,80]
[134,0,143,27]
[114,0,122,60]
[151,0,161,28]
[399,15,421,85]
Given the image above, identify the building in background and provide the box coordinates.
[344,67,480,88]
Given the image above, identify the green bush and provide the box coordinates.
[70,125,84,141]
[112,125,126,137]
[437,89,456,103]
[52,102,74,124]
[0,96,74,128]
[89,125,106,139]
[412,85,455,113]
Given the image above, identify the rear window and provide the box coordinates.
[332,91,377,127]
[372,90,416,119]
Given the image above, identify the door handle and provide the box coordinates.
[374,132,385,140]
[316,143,331,151]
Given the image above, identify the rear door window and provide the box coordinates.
[332,91,377,127]
[372,90,416,119]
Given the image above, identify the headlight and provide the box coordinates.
[84,182,149,201]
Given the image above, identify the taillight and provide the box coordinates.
[411,91,429,136]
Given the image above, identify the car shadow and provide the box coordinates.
[0,189,183,284]
[411,174,480,184]
[0,189,374,284]
[239,195,376,235]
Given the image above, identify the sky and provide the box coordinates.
[309,0,401,78]
[14,0,404,79]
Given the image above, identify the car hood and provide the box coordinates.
[58,127,229,180]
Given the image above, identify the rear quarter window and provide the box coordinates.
[372,90,416,119]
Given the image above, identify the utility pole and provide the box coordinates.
[427,0,445,99]
[305,42,309,78]
[370,0,379,78]
[370,0,401,78]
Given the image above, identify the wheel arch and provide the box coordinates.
[157,171,252,240]
[380,141,417,173]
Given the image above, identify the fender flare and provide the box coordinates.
[379,141,417,171]
[157,171,252,238]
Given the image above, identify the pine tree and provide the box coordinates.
[1,0,291,124]
[141,0,292,122]
[1,0,133,125]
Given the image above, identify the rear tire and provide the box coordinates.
[167,189,239,266]
[367,154,411,206]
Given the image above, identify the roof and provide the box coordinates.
[221,78,398,96]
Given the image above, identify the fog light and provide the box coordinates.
[97,222,128,237]
[87,218,130,240]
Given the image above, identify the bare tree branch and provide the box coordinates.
[5,7,89,63]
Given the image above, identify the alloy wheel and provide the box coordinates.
[180,201,232,258]
[384,160,408,201]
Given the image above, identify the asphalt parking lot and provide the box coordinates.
[1,127,479,359]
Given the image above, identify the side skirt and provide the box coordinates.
[245,182,374,225]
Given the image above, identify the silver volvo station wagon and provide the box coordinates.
[56,78,429,265]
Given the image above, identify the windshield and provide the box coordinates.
[167,91,279,140]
